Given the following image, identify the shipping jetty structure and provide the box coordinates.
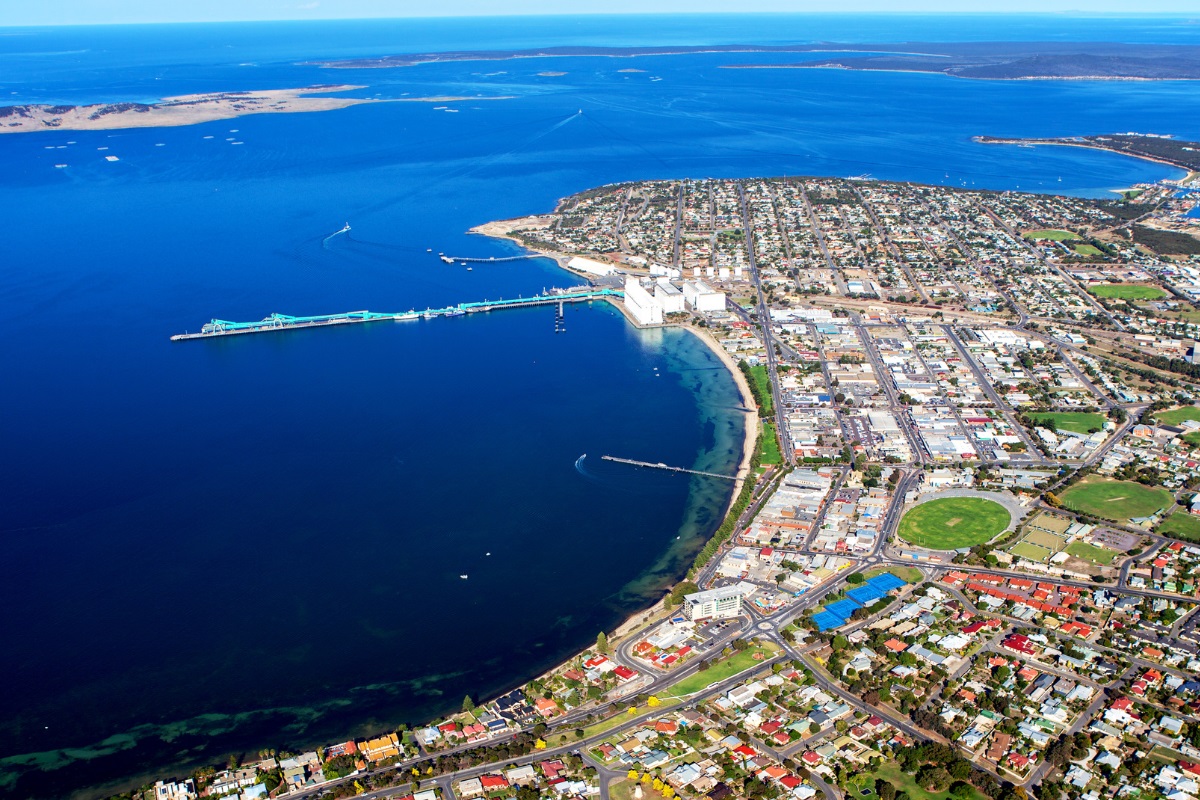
[170,287,621,341]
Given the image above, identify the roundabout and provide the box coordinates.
[897,491,1018,551]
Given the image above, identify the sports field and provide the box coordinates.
[1059,478,1172,521]
[1066,540,1118,566]
[1023,229,1080,241]
[1024,529,1067,549]
[1088,283,1168,301]
[1011,542,1053,562]
[898,496,1011,550]
[1160,511,1200,543]
[1027,412,1106,435]
[1155,406,1200,426]
[1073,244,1103,256]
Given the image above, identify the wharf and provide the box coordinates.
[600,455,736,481]
[171,288,621,341]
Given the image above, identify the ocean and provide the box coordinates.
[0,13,1196,798]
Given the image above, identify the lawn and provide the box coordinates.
[1066,540,1118,566]
[1010,541,1053,563]
[747,364,774,416]
[1155,406,1200,426]
[1059,477,1172,521]
[1027,412,1106,435]
[1073,244,1103,256]
[1023,229,1080,241]
[1160,510,1200,543]
[1088,283,1168,301]
[865,564,923,583]
[1183,432,1200,448]
[760,420,783,465]
[662,642,779,699]
[848,762,987,800]
[898,496,1011,550]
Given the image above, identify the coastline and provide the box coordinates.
[974,137,1193,176]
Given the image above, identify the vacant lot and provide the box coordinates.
[1088,283,1168,300]
[1060,478,1172,521]
[1027,412,1106,435]
[899,496,1011,550]
[1024,229,1080,241]
[1066,540,1118,566]
[1160,510,1200,543]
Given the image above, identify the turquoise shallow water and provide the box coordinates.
[0,14,1197,798]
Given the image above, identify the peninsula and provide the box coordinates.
[0,84,377,134]
[312,41,1200,81]
[976,133,1200,173]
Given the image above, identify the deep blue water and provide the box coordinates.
[1,14,1198,799]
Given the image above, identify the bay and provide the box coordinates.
[0,13,1196,798]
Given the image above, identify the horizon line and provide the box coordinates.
[4,9,1200,29]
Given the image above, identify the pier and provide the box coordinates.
[439,254,540,264]
[600,455,737,481]
[171,288,622,341]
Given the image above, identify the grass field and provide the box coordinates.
[760,420,783,465]
[1010,541,1054,563]
[1024,529,1067,549]
[1160,510,1200,543]
[1183,432,1200,448]
[847,762,987,800]
[898,496,1011,550]
[1066,540,1118,566]
[1088,283,1168,300]
[1027,412,1106,435]
[1060,477,1172,521]
[1073,244,1104,256]
[662,642,779,699]
[1155,406,1200,426]
[748,364,774,416]
[865,565,922,583]
[1024,229,1080,241]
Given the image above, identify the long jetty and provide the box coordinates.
[440,254,539,264]
[600,455,737,481]
[170,288,621,341]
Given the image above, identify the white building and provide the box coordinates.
[683,583,752,620]
[155,780,197,800]
[624,277,664,326]
[683,280,726,312]
[655,280,686,313]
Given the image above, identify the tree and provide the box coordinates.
[462,695,475,713]
[846,573,865,585]
[876,781,898,800]
[596,632,609,655]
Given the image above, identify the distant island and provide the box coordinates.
[723,41,1200,81]
[0,85,375,134]
[976,133,1200,172]
[312,41,1200,81]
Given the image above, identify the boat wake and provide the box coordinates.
[321,222,351,249]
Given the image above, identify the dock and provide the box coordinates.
[171,288,622,341]
[600,455,736,481]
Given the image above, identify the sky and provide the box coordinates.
[4,0,1199,26]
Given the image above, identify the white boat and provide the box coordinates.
[393,312,419,321]
[459,574,469,580]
